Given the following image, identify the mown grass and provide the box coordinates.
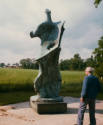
[0,68,103,105]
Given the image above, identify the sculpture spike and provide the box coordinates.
[45,9,52,22]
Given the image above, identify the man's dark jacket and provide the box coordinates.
[81,74,101,99]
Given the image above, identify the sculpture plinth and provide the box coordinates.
[30,9,67,114]
[30,101,67,114]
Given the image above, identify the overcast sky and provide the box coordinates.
[0,0,103,64]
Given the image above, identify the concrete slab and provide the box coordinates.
[30,101,67,114]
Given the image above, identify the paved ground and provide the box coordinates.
[0,97,103,125]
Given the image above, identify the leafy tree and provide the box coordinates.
[20,59,29,69]
[93,36,103,78]
[59,54,86,71]
[94,0,102,7]
[85,55,96,67]
[0,63,5,67]
[59,59,70,70]
[69,54,85,70]
[20,58,39,69]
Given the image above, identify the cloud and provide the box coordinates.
[60,24,103,59]
[0,0,103,63]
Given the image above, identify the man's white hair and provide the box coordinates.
[85,67,94,72]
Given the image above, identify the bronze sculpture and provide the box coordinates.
[30,9,66,110]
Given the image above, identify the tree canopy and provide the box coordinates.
[94,0,102,7]
[93,36,103,78]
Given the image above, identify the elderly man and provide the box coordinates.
[75,67,101,125]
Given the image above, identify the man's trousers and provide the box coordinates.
[77,99,96,125]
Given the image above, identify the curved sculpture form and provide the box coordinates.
[30,9,65,102]
[30,9,60,49]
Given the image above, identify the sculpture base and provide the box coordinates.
[30,101,67,114]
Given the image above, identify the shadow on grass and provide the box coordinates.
[0,83,33,92]
[0,91,35,106]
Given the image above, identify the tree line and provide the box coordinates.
[59,54,95,71]
[18,53,95,71]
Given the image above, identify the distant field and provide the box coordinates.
[0,68,102,105]
[0,68,38,84]
[0,68,38,92]
[0,68,84,92]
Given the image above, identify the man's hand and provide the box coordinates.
[80,97,84,103]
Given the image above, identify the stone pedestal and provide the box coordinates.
[30,100,67,114]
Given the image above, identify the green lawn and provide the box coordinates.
[0,68,102,105]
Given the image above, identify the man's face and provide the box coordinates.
[85,70,89,75]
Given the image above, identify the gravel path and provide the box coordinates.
[0,97,103,125]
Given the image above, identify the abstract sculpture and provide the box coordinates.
[30,9,66,113]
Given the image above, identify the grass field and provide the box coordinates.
[0,68,38,92]
[0,68,103,105]
[0,68,84,92]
